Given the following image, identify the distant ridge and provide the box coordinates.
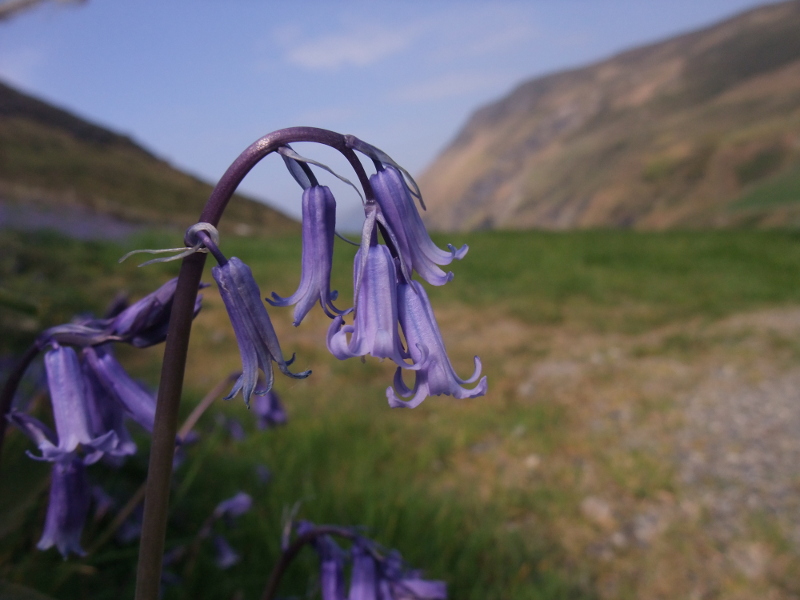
[0,80,298,235]
[419,1,800,230]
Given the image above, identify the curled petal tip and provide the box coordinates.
[447,243,469,260]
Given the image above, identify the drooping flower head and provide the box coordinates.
[388,280,487,409]
[212,256,310,406]
[296,523,447,600]
[267,185,343,325]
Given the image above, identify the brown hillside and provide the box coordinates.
[0,80,298,235]
[419,1,800,231]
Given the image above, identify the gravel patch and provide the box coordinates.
[678,366,800,547]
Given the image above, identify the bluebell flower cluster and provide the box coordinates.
[338,140,487,407]
[7,279,203,557]
[296,521,447,600]
[216,138,487,409]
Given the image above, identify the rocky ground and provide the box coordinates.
[445,304,800,599]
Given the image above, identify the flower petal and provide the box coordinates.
[267,186,342,325]
[371,166,467,286]
[387,281,487,408]
[37,455,90,558]
[213,257,310,406]
[82,345,156,432]
[326,245,410,366]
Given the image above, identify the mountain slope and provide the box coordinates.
[419,1,800,231]
[0,80,298,234]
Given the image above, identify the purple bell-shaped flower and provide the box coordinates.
[252,389,287,430]
[267,185,343,325]
[327,244,412,367]
[39,345,117,461]
[371,166,467,287]
[388,280,487,408]
[213,257,310,406]
[110,278,204,348]
[82,344,156,433]
[348,540,379,600]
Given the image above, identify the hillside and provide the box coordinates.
[0,80,298,235]
[419,0,800,231]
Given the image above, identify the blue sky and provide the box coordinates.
[0,0,778,229]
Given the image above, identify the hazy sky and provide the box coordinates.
[0,0,778,228]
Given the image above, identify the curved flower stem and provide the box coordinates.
[0,343,40,470]
[134,127,375,600]
[200,127,375,228]
[260,526,356,600]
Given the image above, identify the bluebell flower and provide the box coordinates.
[349,540,379,600]
[295,521,347,600]
[81,344,156,433]
[327,244,412,367]
[319,538,346,600]
[81,350,137,460]
[213,492,253,521]
[37,279,204,349]
[110,278,204,348]
[39,345,117,461]
[267,185,343,325]
[371,166,467,287]
[212,534,241,569]
[224,416,246,441]
[388,281,487,409]
[255,464,272,484]
[252,389,287,430]
[36,454,91,558]
[213,257,310,406]
[378,550,447,600]
[295,523,447,600]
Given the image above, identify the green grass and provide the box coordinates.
[431,229,800,332]
[3,227,800,599]
[732,166,800,210]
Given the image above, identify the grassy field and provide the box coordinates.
[2,228,800,600]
